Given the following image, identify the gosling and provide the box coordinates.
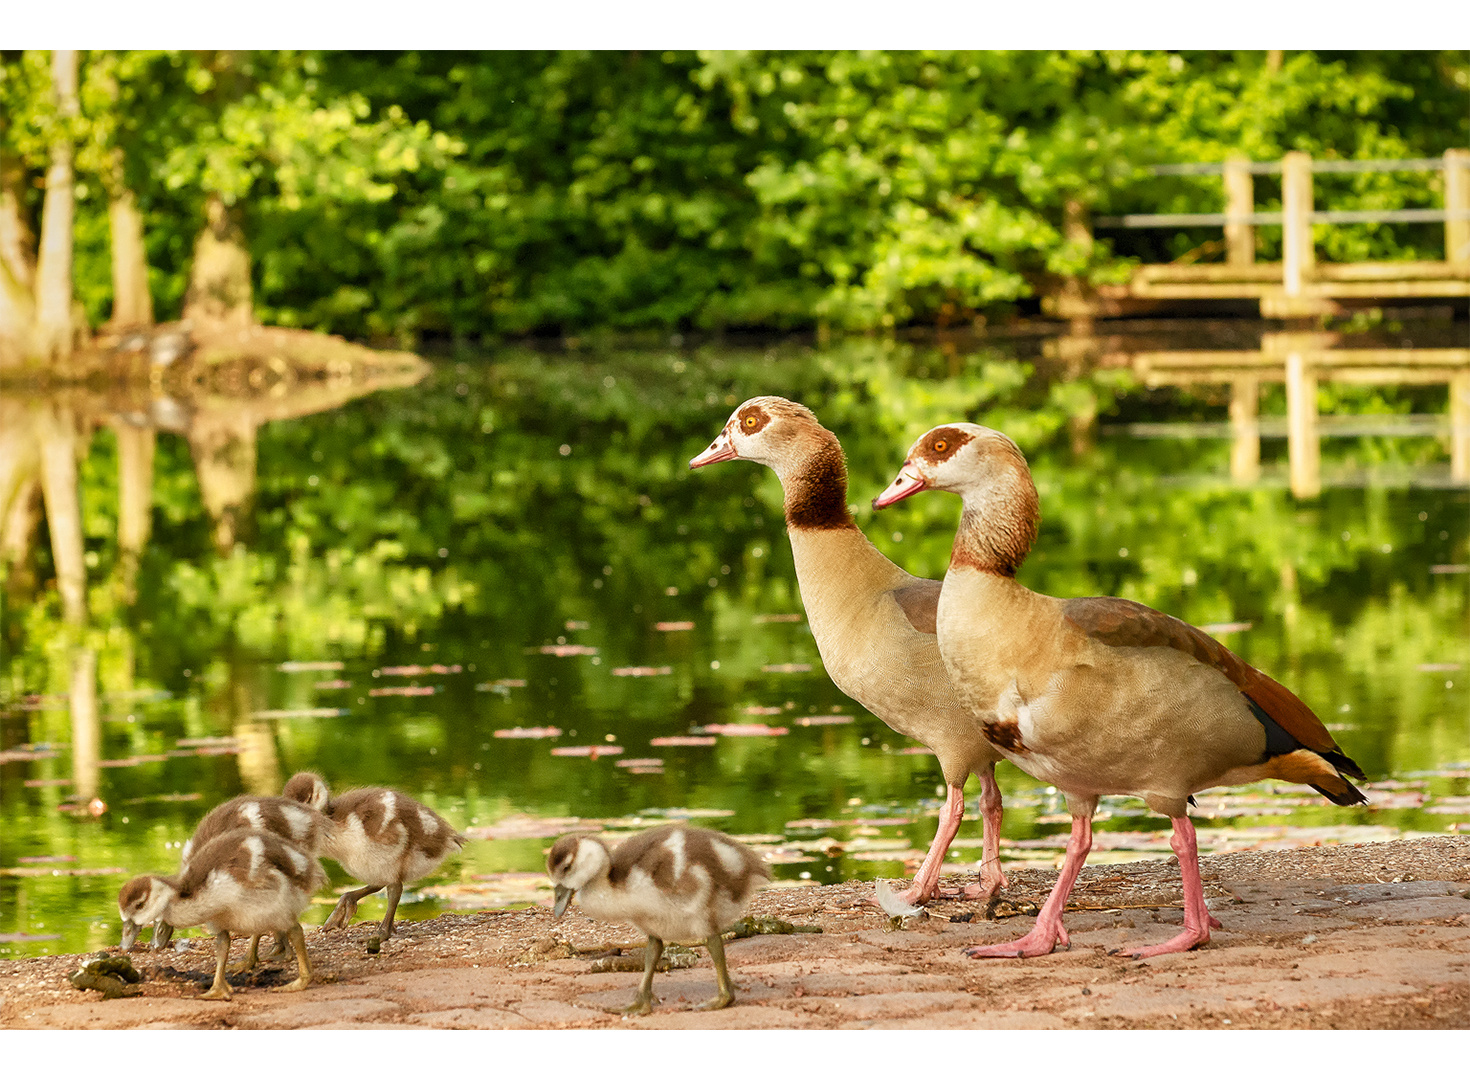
[118,828,324,1001]
[150,793,334,962]
[547,824,770,1015]
[282,771,466,939]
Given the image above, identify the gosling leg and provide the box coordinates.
[321,883,384,931]
[694,933,735,1011]
[227,934,262,973]
[263,932,290,959]
[200,931,233,1000]
[378,882,404,940]
[618,935,663,1016]
[273,923,313,993]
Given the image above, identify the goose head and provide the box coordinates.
[546,833,611,918]
[689,396,832,474]
[282,771,331,813]
[118,875,176,950]
[874,423,1039,575]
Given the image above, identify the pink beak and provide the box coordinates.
[872,463,927,509]
[690,428,738,469]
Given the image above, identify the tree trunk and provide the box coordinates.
[37,402,89,625]
[108,186,153,328]
[0,149,37,360]
[184,192,253,327]
[33,49,80,364]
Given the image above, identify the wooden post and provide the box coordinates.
[1446,149,1470,265]
[1282,152,1314,298]
[1286,350,1320,498]
[1224,158,1255,266]
[1230,376,1261,482]
[1452,371,1470,484]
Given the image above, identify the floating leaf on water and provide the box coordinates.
[17,855,76,864]
[785,819,837,830]
[641,807,736,819]
[754,614,803,624]
[752,849,818,865]
[648,736,716,747]
[654,621,695,632]
[743,706,784,716]
[612,666,673,677]
[847,849,927,863]
[0,932,62,943]
[494,726,563,739]
[1417,663,1463,672]
[529,644,599,657]
[477,678,528,692]
[852,817,913,827]
[313,680,353,690]
[551,746,624,759]
[0,749,59,763]
[616,758,664,769]
[122,792,202,805]
[464,815,589,840]
[23,778,70,788]
[419,872,550,908]
[701,723,789,737]
[249,708,350,719]
[368,686,436,698]
[794,715,853,726]
[761,663,812,674]
[380,664,463,676]
[627,767,665,775]
[1430,564,1469,575]
[278,661,345,672]
[1198,621,1252,635]
[565,620,590,631]
[0,866,129,877]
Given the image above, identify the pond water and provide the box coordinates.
[3,323,1468,958]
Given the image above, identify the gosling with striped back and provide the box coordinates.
[547,824,770,1015]
[147,794,336,966]
[282,772,467,939]
[118,828,324,1000]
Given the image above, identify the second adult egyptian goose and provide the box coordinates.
[282,772,467,939]
[875,422,1367,958]
[118,828,323,1000]
[548,824,770,1014]
[690,397,1007,907]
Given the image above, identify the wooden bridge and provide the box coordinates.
[1049,150,1470,321]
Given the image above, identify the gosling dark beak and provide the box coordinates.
[552,885,574,919]
[152,920,174,951]
[119,919,140,951]
[873,463,927,509]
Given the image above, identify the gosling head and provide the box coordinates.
[282,771,331,813]
[689,396,832,474]
[545,833,612,918]
[118,875,175,950]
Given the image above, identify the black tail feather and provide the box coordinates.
[1312,780,1369,807]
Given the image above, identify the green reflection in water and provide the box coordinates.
[2,331,1467,958]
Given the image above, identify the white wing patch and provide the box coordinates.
[244,834,266,875]
[380,791,398,828]
[663,829,687,883]
[281,804,312,841]
[712,839,747,879]
[285,845,310,876]
[240,801,265,830]
[417,807,441,835]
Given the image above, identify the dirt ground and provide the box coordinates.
[3,835,1468,1030]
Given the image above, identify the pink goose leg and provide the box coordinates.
[957,766,1008,899]
[1120,815,1214,958]
[965,813,1092,959]
[892,782,967,906]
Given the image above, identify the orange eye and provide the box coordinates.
[933,439,947,454]
[743,415,758,429]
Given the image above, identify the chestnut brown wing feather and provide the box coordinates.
[891,578,941,635]
[1062,596,1357,769]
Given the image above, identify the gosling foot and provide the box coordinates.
[199,982,233,1001]
[615,994,658,1017]
[693,991,734,1011]
[273,975,312,993]
[320,900,357,932]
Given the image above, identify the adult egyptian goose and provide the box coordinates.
[150,794,335,959]
[547,824,769,1014]
[282,772,467,939]
[874,423,1367,958]
[690,397,1007,907]
[118,828,324,1000]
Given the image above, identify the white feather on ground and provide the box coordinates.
[874,880,924,918]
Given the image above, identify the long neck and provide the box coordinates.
[951,474,1039,578]
[774,434,855,531]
